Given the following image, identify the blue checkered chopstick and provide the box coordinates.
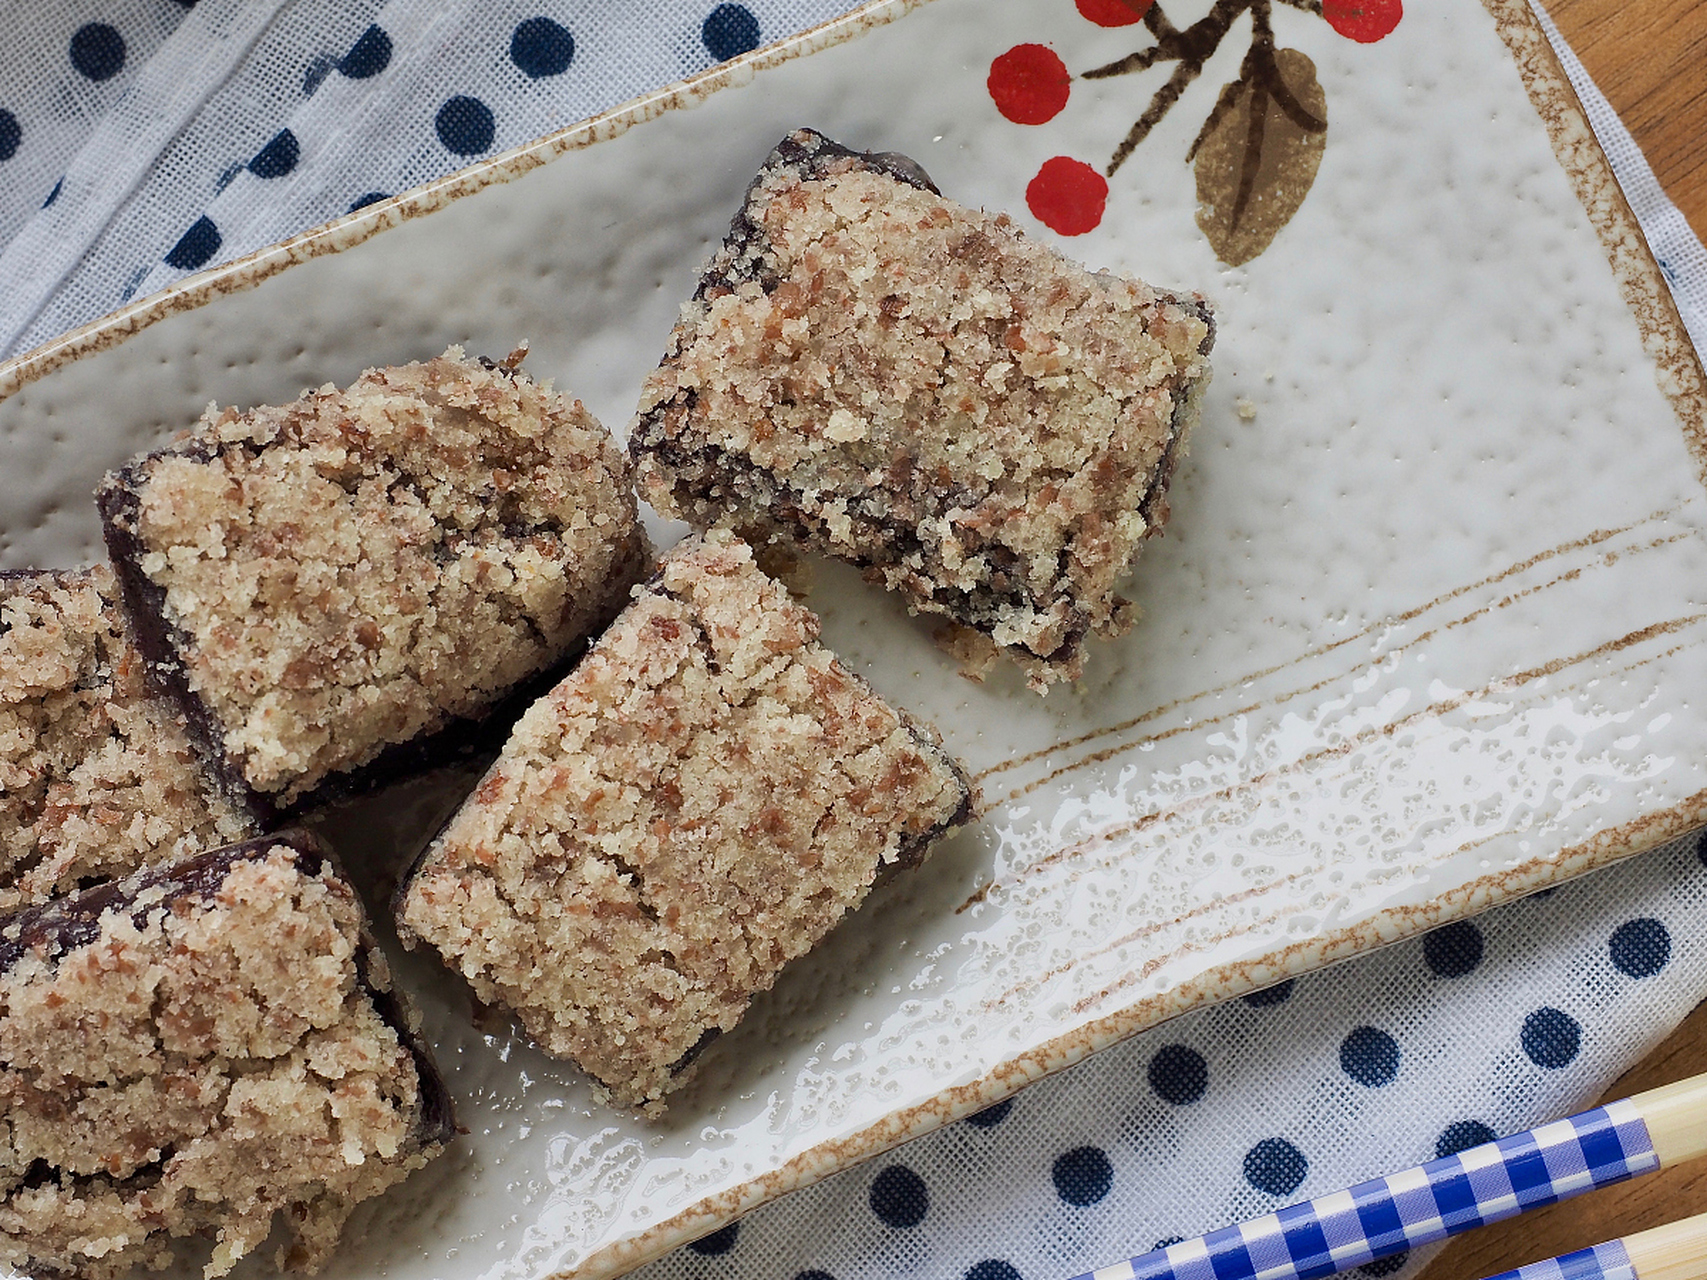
[1478,1206,1707,1280]
[1481,1241,1638,1280]
[1072,1075,1707,1280]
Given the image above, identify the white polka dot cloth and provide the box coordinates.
[0,3,1704,1280]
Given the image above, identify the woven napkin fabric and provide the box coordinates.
[0,0,858,358]
[2,3,1707,1280]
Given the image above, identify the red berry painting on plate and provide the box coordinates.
[1324,0,1402,42]
[988,0,1399,260]
[1027,157,1110,236]
[1076,0,1157,26]
[988,44,1071,124]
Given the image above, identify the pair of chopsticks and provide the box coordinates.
[1070,1071,1707,1280]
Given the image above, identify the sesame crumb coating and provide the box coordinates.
[398,530,973,1111]
[631,129,1215,688]
[98,347,650,816]
[0,566,257,916]
[0,834,452,1280]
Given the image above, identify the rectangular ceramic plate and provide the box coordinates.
[3,0,1706,1277]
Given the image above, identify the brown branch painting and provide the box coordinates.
[987,0,1401,264]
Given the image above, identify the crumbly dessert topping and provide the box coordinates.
[0,839,442,1280]
[399,530,972,1110]
[0,567,256,914]
[633,130,1214,687]
[105,347,646,807]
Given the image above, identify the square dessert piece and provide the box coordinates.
[397,530,973,1111]
[98,346,650,820]
[630,128,1216,688]
[0,831,454,1280]
[0,566,258,915]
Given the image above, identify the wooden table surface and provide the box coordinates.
[1423,3,1707,1276]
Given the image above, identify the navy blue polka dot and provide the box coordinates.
[1610,918,1670,979]
[0,110,18,163]
[1153,1238,1185,1252]
[701,4,761,61]
[43,177,62,207]
[1243,979,1294,1007]
[1244,1138,1307,1196]
[165,215,221,271]
[119,263,147,301]
[966,1099,1012,1128]
[1339,1026,1400,1087]
[869,1165,927,1228]
[1696,830,1707,869]
[1360,1254,1409,1277]
[248,128,299,179]
[1147,1044,1208,1105]
[1052,1146,1113,1206]
[1424,920,1484,978]
[1521,1007,1580,1069]
[348,191,391,213]
[795,1273,835,1280]
[436,95,495,155]
[965,1262,1023,1280]
[339,25,392,79]
[511,17,575,78]
[687,1223,738,1256]
[70,23,126,81]
[1435,1120,1497,1159]
[302,55,335,96]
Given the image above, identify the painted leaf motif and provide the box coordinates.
[1192,47,1326,267]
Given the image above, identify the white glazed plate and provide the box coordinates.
[2,0,1706,1277]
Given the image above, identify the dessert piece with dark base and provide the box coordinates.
[0,831,454,1280]
[631,127,1216,689]
[397,530,974,1112]
[98,345,650,822]
[0,566,258,914]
